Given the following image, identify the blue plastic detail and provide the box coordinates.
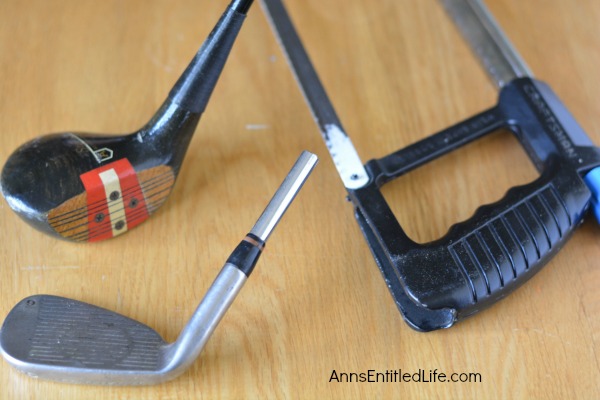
[584,167,600,224]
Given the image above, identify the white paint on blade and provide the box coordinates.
[324,124,369,189]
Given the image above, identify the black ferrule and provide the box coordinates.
[231,0,254,14]
[227,235,265,277]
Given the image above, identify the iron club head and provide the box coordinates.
[0,0,254,242]
[0,151,318,385]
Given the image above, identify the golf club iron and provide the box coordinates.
[262,0,600,331]
[0,0,254,242]
[0,150,318,385]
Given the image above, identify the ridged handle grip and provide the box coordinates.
[349,78,600,331]
[445,173,575,305]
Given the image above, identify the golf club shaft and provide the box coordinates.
[168,0,255,113]
[250,150,318,242]
[166,151,317,371]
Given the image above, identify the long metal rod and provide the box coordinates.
[250,150,318,241]
[260,0,369,190]
[440,0,533,88]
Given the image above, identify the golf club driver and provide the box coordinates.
[0,150,318,385]
[0,0,254,242]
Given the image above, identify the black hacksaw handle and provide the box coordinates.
[348,78,600,331]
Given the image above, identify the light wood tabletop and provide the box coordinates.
[1,0,599,398]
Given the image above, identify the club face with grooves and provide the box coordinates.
[0,0,254,242]
[1,295,169,384]
[0,150,318,385]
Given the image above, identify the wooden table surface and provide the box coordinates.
[1,0,599,398]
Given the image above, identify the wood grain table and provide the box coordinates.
[0,0,598,398]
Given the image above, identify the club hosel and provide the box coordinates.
[161,263,248,375]
[167,2,250,114]
[160,234,263,373]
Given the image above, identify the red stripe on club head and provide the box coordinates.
[80,158,149,242]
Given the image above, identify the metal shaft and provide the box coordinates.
[165,151,317,373]
[440,0,533,88]
[250,150,318,241]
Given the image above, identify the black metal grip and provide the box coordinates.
[348,78,600,331]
